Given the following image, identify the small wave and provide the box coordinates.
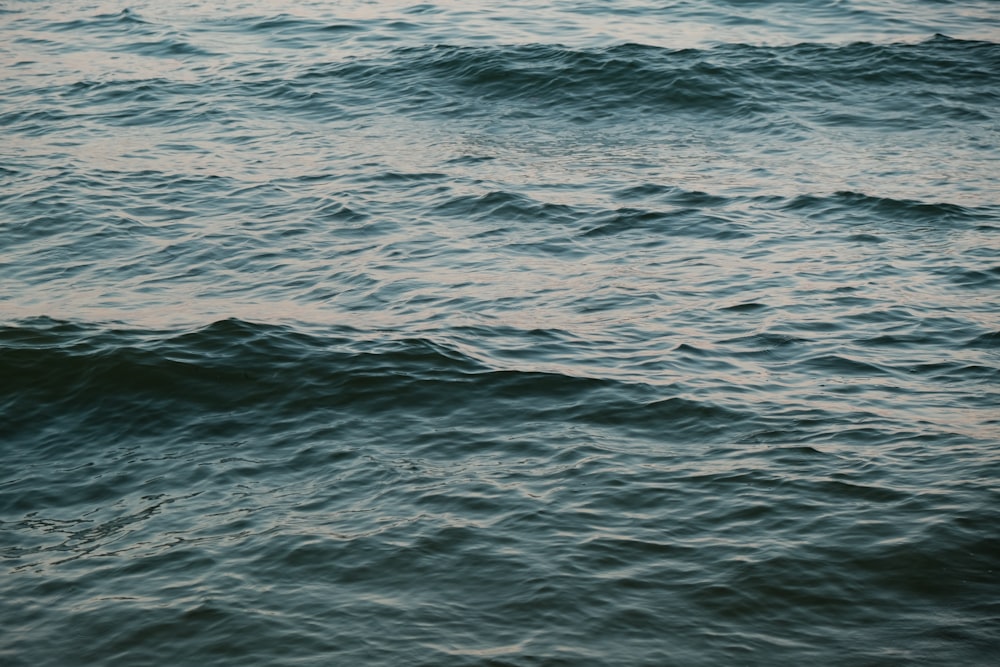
[783,191,993,225]
[430,190,583,225]
[39,9,213,59]
[0,318,751,443]
[938,265,1000,290]
[113,38,214,58]
[11,33,994,140]
[581,206,750,241]
[242,13,365,39]
[799,353,893,377]
[48,9,153,34]
[614,183,733,208]
[281,36,997,125]
[964,331,1000,350]
[323,42,771,121]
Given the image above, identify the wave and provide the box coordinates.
[43,9,214,58]
[279,36,998,125]
[9,34,994,133]
[781,191,998,226]
[5,313,995,451]
[424,185,989,242]
[48,9,154,33]
[430,190,583,226]
[421,36,983,121]
[0,318,751,444]
[427,188,752,241]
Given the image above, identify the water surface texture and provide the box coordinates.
[2,1,999,665]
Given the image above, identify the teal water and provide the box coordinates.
[2,1,999,665]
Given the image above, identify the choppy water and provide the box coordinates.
[2,1,999,664]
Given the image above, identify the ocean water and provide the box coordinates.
[2,0,999,664]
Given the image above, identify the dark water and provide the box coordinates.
[2,1,999,664]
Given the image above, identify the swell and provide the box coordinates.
[265,36,1000,125]
[4,35,996,131]
[0,318,747,444]
[27,8,214,58]
[780,190,999,226]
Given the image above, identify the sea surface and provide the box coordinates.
[2,1,999,665]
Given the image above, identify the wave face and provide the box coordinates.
[2,1,999,665]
